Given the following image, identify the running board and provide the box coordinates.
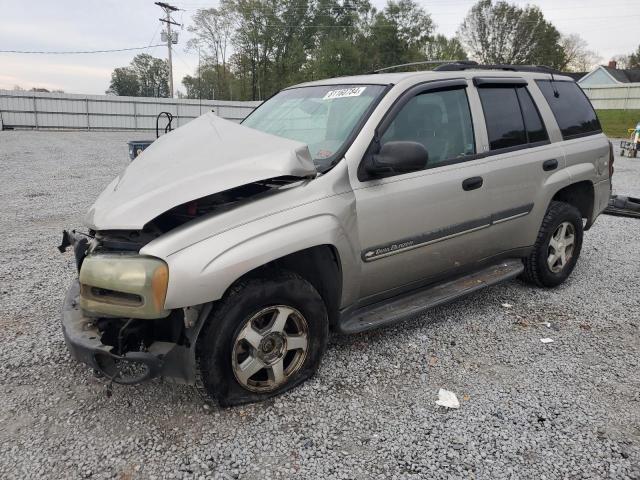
[338,259,524,334]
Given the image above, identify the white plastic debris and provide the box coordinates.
[540,338,554,344]
[435,389,460,409]
[501,303,513,308]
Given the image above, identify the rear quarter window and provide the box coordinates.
[536,80,601,140]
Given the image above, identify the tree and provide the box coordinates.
[131,54,170,97]
[106,54,169,97]
[425,35,467,61]
[559,34,600,72]
[611,54,630,69]
[306,0,377,78]
[187,5,235,99]
[458,0,565,68]
[182,0,443,100]
[628,44,640,69]
[182,63,235,99]
[368,0,435,69]
[106,67,139,96]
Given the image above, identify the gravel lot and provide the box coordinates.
[0,130,639,480]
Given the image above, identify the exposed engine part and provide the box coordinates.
[96,309,186,353]
[150,176,302,233]
[183,306,201,328]
[58,230,97,271]
[93,229,162,253]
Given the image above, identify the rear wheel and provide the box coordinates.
[521,201,583,288]
[195,270,328,407]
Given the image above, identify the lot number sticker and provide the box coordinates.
[323,87,367,100]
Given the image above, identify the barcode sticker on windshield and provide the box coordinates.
[322,87,366,100]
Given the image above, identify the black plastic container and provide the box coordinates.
[127,140,154,161]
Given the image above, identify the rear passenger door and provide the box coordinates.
[536,80,611,216]
[472,77,566,256]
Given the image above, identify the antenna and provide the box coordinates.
[370,60,477,74]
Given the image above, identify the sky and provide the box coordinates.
[0,0,638,95]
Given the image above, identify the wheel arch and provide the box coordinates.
[160,214,359,311]
[233,245,343,329]
[551,180,595,229]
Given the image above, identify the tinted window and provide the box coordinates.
[381,88,475,168]
[517,88,549,143]
[478,88,527,150]
[536,80,601,139]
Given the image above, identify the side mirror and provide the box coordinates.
[366,141,428,178]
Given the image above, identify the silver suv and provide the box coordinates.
[60,64,613,406]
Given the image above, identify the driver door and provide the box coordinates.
[352,80,496,301]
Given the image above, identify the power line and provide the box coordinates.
[0,45,166,54]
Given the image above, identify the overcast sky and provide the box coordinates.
[0,0,638,95]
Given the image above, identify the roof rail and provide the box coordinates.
[433,62,563,75]
[369,60,477,74]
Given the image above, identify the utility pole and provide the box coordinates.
[155,2,180,98]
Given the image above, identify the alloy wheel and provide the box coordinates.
[547,221,576,273]
[231,305,309,392]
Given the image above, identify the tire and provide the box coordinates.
[195,270,329,407]
[521,201,583,288]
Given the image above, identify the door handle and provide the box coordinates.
[462,176,483,191]
[543,159,558,171]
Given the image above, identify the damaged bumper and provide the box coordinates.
[62,280,195,385]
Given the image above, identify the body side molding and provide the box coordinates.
[362,203,534,262]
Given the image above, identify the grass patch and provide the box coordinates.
[596,109,640,138]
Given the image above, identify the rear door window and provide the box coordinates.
[478,86,550,151]
[478,88,527,150]
[516,88,549,144]
[536,80,601,139]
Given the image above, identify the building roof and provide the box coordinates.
[562,72,588,81]
[601,66,640,83]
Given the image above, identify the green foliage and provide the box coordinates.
[183,0,450,101]
[596,110,640,138]
[425,35,467,62]
[107,54,169,97]
[458,0,565,68]
[106,67,139,96]
[181,0,593,101]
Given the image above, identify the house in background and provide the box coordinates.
[563,72,588,82]
[578,61,640,86]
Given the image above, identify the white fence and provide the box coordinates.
[0,90,261,131]
[581,84,640,110]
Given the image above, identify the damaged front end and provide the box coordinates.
[59,230,208,384]
[62,280,210,385]
[59,114,317,385]
[58,176,304,385]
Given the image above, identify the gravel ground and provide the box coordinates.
[0,131,639,480]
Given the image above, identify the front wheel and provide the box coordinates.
[521,201,584,288]
[195,270,328,407]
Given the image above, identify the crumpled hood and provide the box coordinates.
[85,112,316,230]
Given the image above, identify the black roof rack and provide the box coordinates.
[433,62,563,75]
[368,60,565,76]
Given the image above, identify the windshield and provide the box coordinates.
[242,84,387,171]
